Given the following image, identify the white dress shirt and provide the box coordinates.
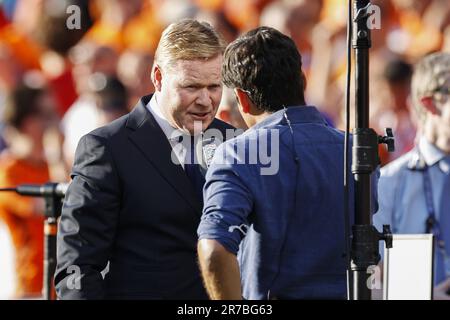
[146,95,191,169]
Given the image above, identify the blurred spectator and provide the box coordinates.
[444,26,450,53]
[259,1,290,33]
[384,59,416,154]
[0,7,43,72]
[117,49,154,106]
[70,41,119,95]
[0,220,15,298]
[193,9,238,44]
[155,0,198,26]
[389,0,443,58]
[302,0,347,124]
[285,0,323,55]
[223,0,274,31]
[62,42,119,167]
[62,75,128,167]
[0,81,59,299]
[216,87,247,130]
[94,76,129,127]
[260,0,323,68]
[31,0,92,116]
[374,52,450,299]
[0,43,23,94]
[87,0,163,53]
[193,0,224,12]
[34,0,93,56]
[373,59,416,164]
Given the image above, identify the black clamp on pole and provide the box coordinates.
[350,223,393,296]
[350,116,395,300]
[351,126,380,299]
[379,128,395,152]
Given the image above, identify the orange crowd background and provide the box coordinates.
[1,0,450,299]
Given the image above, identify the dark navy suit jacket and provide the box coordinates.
[55,95,233,299]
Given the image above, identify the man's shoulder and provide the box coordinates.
[209,118,235,136]
[381,148,417,178]
[213,125,269,164]
[87,113,130,141]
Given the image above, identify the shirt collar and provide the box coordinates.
[146,94,184,143]
[418,137,450,173]
[251,106,327,131]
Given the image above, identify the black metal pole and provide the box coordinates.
[43,217,58,300]
[41,183,63,300]
[2,183,67,300]
[351,0,378,300]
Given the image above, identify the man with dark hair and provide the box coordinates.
[197,26,372,299]
[221,27,306,114]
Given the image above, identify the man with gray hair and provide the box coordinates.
[55,19,233,299]
[374,52,450,299]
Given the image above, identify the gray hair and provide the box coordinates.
[411,52,450,120]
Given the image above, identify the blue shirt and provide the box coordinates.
[374,137,450,284]
[198,106,375,299]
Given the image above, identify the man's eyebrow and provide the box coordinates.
[180,80,222,87]
[180,81,200,87]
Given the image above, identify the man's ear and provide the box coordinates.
[420,96,439,115]
[235,89,251,114]
[218,109,231,123]
[151,64,163,92]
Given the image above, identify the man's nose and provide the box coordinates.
[196,88,211,107]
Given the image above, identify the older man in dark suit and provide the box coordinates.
[55,19,234,299]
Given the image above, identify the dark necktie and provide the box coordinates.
[184,136,205,202]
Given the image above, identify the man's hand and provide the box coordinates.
[197,239,242,300]
[434,278,450,300]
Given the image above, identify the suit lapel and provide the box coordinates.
[126,96,202,214]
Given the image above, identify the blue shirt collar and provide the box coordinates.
[419,137,450,173]
[251,106,327,130]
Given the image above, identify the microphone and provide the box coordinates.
[0,181,68,300]
[355,0,370,6]
[0,182,69,197]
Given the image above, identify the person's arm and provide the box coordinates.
[197,239,242,300]
[197,141,253,300]
[54,133,120,299]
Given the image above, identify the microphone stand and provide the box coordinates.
[350,0,393,300]
[0,183,68,300]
